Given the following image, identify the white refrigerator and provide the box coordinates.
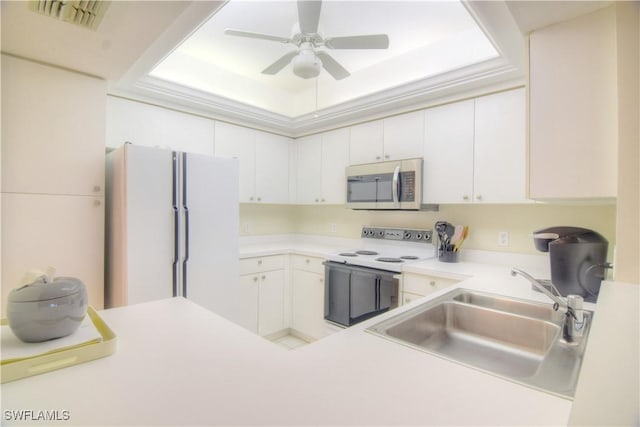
[106,144,245,327]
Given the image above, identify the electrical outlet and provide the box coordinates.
[498,231,509,246]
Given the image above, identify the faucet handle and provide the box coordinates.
[566,294,584,324]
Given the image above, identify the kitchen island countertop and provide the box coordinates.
[2,278,578,426]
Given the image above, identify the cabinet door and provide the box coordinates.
[349,120,383,165]
[474,88,527,203]
[295,135,322,204]
[291,269,325,341]
[258,270,285,336]
[238,274,260,334]
[529,7,617,199]
[1,55,106,196]
[255,132,290,204]
[423,100,475,203]
[106,96,215,155]
[321,128,350,204]
[383,110,424,161]
[214,122,256,202]
[1,193,104,316]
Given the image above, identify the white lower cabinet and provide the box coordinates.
[401,272,463,304]
[238,255,286,336]
[290,255,326,341]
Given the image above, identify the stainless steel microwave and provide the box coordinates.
[346,158,422,210]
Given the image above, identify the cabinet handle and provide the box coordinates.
[315,198,319,202]
[476,195,483,201]
[463,195,469,201]
[321,198,325,202]
[249,196,254,201]
[261,275,266,280]
[253,277,258,282]
[93,199,101,207]
[376,156,381,160]
[305,259,310,263]
[257,197,261,202]
[385,154,390,159]
[429,281,436,286]
[320,278,324,283]
[258,260,262,265]
[93,185,101,192]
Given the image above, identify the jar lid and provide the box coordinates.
[8,277,85,303]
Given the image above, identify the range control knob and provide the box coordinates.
[403,232,412,240]
[376,230,385,238]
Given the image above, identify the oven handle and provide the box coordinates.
[392,165,400,208]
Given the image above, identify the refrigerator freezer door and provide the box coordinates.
[122,145,175,305]
[181,153,242,324]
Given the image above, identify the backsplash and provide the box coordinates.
[240,203,616,255]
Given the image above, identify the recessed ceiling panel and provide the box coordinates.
[149,0,499,117]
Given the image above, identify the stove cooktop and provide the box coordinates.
[326,227,436,272]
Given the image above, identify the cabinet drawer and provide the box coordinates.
[291,254,325,274]
[239,255,285,275]
[403,273,459,296]
[402,292,425,306]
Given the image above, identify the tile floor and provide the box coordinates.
[271,334,310,350]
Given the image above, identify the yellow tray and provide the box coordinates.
[1,307,117,383]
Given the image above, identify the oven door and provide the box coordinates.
[324,261,399,327]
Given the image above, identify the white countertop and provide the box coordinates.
[2,291,571,426]
[2,235,636,425]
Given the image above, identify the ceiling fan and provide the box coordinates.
[224,0,390,80]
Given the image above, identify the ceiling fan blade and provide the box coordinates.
[262,51,299,75]
[224,29,291,44]
[325,34,390,49]
[297,0,322,34]
[315,51,350,80]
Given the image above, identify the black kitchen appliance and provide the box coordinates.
[532,226,612,302]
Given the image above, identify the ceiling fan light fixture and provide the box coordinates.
[292,48,322,79]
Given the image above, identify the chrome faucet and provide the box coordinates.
[510,268,585,342]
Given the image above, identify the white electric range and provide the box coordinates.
[325,226,436,273]
[324,227,436,327]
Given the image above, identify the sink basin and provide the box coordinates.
[384,301,559,378]
[367,288,593,398]
[452,290,565,323]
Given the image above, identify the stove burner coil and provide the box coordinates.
[339,252,357,257]
[355,250,379,256]
[376,257,404,263]
[400,255,419,260]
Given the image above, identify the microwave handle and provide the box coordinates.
[392,165,400,207]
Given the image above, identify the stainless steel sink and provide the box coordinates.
[367,288,593,398]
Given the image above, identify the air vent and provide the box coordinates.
[28,0,110,30]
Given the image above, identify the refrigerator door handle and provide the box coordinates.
[181,152,190,298]
[172,151,180,298]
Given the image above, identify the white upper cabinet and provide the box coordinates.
[349,120,384,164]
[529,6,617,200]
[2,55,106,196]
[215,122,290,204]
[214,122,256,202]
[423,88,527,204]
[423,100,475,203]
[349,111,424,165]
[473,88,527,203]
[254,132,291,204]
[320,128,350,204]
[383,110,425,161]
[295,134,323,204]
[295,129,350,204]
[106,97,215,156]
